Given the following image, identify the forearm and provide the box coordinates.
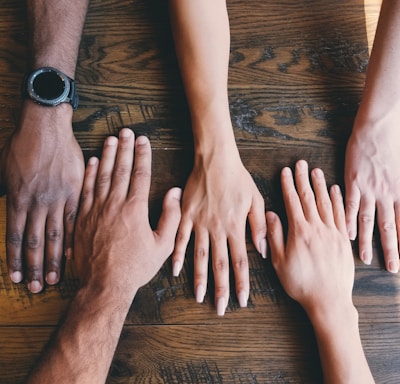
[309,305,374,384]
[169,0,235,151]
[27,286,134,384]
[28,0,89,78]
[356,0,400,125]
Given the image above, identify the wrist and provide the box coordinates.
[307,301,359,336]
[18,99,74,134]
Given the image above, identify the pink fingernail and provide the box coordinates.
[195,284,205,303]
[28,280,42,293]
[259,238,267,259]
[172,261,181,277]
[238,291,248,308]
[216,297,226,316]
[10,271,23,283]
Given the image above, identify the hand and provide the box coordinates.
[0,102,84,292]
[345,121,400,273]
[74,129,182,298]
[266,160,354,318]
[172,148,266,316]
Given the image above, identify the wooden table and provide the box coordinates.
[1,1,399,383]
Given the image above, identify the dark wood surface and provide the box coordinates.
[2,1,399,383]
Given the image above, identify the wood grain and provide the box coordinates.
[1,0,398,383]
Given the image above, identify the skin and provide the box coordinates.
[27,128,182,384]
[345,0,400,272]
[0,0,89,292]
[169,0,267,316]
[267,160,375,384]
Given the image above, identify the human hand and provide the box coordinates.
[172,149,266,316]
[74,129,182,299]
[0,102,84,292]
[267,160,354,319]
[345,122,400,273]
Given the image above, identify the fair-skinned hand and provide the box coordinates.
[267,160,354,318]
[74,128,182,298]
[345,120,400,273]
[1,101,85,293]
[266,160,374,384]
[172,146,266,316]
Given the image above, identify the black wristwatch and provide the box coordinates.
[22,67,79,110]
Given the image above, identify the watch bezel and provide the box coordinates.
[26,67,71,107]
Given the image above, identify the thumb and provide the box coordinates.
[266,211,285,268]
[154,187,182,257]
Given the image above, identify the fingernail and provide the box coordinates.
[314,168,323,178]
[360,250,371,265]
[136,136,148,145]
[46,272,58,285]
[259,238,267,259]
[10,271,23,283]
[348,229,356,241]
[172,188,182,201]
[65,248,73,259]
[105,136,118,146]
[297,160,307,169]
[195,284,205,303]
[238,291,248,308]
[216,297,226,316]
[28,280,42,293]
[172,261,181,277]
[332,184,342,195]
[388,261,399,274]
[88,157,99,166]
[120,128,132,138]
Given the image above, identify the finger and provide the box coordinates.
[210,233,230,316]
[248,191,267,259]
[345,182,360,241]
[63,192,80,260]
[128,136,152,210]
[281,166,305,227]
[193,227,210,303]
[294,160,319,221]
[110,129,135,201]
[357,196,375,265]
[265,211,285,268]
[6,200,26,283]
[45,207,64,285]
[24,210,47,293]
[376,200,399,273]
[330,184,347,235]
[228,223,249,308]
[95,135,119,201]
[79,157,100,216]
[172,214,192,277]
[311,168,334,226]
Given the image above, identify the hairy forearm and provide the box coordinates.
[169,0,235,150]
[309,305,374,384]
[27,286,133,384]
[356,0,400,124]
[27,0,90,77]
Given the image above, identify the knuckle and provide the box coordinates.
[26,234,41,250]
[132,167,150,180]
[233,256,248,271]
[382,221,396,233]
[6,231,23,247]
[195,247,207,262]
[214,258,228,272]
[8,256,22,271]
[47,229,62,242]
[359,214,373,224]
[26,265,42,280]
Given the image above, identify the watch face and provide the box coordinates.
[27,67,70,106]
